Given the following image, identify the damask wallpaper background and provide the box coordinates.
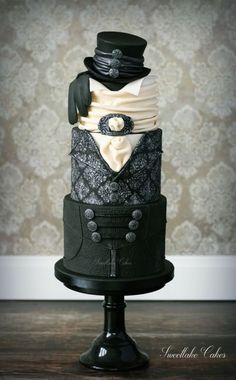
[0,0,235,256]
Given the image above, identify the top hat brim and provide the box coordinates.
[84,57,151,84]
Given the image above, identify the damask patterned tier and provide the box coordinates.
[70,127,162,205]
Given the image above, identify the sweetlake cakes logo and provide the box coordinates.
[160,345,226,359]
[96,257,132,266]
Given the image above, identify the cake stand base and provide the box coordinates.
[79,295,149,371]
[54,259,174,371]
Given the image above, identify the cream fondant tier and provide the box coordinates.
[79,75,159,133]
[76,74,159,171]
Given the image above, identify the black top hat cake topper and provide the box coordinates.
[68,31,151,123]
[84,31,151,84]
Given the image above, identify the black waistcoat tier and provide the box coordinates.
[70,127,162,205]
[63,194,167,279]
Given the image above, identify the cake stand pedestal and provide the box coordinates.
[54,258,174,371]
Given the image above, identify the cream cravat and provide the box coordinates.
[97,117,132,172]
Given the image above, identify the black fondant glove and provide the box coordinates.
[68,72,91,124]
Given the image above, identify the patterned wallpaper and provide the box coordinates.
[0,0,235,256]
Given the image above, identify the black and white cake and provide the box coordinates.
[63,31,167,280]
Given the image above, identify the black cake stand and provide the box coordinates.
[54,258,174,371]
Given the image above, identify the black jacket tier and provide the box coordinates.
[63,194,167,279]
[70,127,162,205]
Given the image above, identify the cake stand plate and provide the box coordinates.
[54,259,174,371]
[54,259,174,296]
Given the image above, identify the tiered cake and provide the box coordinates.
[63,31,167,280]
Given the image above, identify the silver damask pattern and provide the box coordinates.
[70,128,162,205]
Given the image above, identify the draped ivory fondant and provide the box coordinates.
[78,74,159,172]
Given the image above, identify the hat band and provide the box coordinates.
[93,48,144,79]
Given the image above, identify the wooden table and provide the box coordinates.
[0,301,235,379]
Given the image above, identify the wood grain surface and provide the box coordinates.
[0,301,235,379]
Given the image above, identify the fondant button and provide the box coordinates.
[110,181,118,191]
[111,193,118,202]
[84,208,94,220]
[125,232,136,243]
[87,221,97,232]
[132,209,142,220]
[112,49,123,59]
[110,58,121,69]
[128,220,139,231]
[91,232,101,243]
[109,68,119,78]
